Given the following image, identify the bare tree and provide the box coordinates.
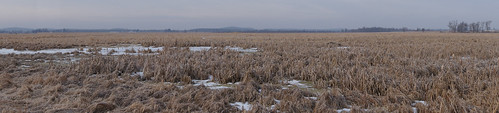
[485,21,492,31]
[480,22,486,32]
[448,20,492,33]
[448,20,458,32]
[457,22,468,33]
[469,22,481,33]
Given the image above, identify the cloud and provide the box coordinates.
[0,0,498,29]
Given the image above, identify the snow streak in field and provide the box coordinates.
[192,76,233,89]
[189,46,258,52]
[0,45,163,55]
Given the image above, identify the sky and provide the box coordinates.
[1,0,498,29]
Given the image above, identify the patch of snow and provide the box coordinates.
[411,100,427,113]
[335,108,369,113]
[225,46,258,52]
[164,82,185,89]
[209,86,231,89]
[0,48,77,54]
[192,76,213,85]
[192,75,231,89]
[227,82,241,85]
[188,46,259,52]
[268,99,280,110]
[131,72,144,78]
[70,57,81,62]
[20,65,31,68]
[412,100,427,106]
[336,47,351,49]
[286,80,312,88]
[305,97,317,100]
[274,99,281,104]
[336,108,351,113]
[230,102,252,111]
[188,47,212,52]
[270,105,277,110]
[461,57,472,60]
[89,45,163,55]
[0,45,163,55]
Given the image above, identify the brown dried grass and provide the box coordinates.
[0,32,498,112]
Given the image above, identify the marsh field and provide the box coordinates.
[0,32,498,113]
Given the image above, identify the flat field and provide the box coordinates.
[0,32,498,113]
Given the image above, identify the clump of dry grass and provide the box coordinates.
[88,103,116,113]
[0,73,14,90]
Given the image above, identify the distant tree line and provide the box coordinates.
[342,27,431,32]
[448,20,493,33]
[0,28,174,33]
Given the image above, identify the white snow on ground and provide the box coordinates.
[268,99,281,110]
[131,72,144,78]
[70,57,81,62]
[336,47,351,49]
[1,45,257,55]
[335,106,369,113]
[412,100,427,106]
[188,46,258,52]
[411,100,427,113]
[412,107,418,113]
[20,65,31,68]
[460,57,472,60]
[93,45,163,55]
[0,48,76,54]
[285,80,312,88]
[230,102,252,111]
[0,45,163,55]
[192,75,231,89]
[274,99,281,104]
[188,47,212,52]
[336,108,351,113]
[162,76,238,90]
[226,47,258,52]
[305,97,317,100]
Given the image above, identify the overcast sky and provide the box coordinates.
[1,0,498,29]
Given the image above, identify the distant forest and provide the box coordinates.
[341,27,430,32]
[448,20,494,33]
[0,26,459,34]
